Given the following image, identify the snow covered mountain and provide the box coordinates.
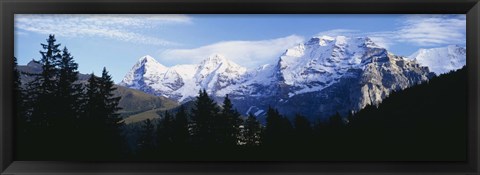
[278,36,385,97]
[224,36,434,121]
[119,35,462,121]
[408,45,466,75]
[119,54,247,102]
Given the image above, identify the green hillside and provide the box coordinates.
[114,85,178,116]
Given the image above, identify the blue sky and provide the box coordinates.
[14,14,466,83]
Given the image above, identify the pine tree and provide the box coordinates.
[329,112,345,129]
[243,113,262,147]
[293,114,313,144]
[14,56,30,158]
[190,89,219,147]
[23,35,62,157]
[216,94,241,147]
[98,67,124,158]
[138,119,155,157]
[80,68,124,159]
[157,111,174,149]
[13,57,22,110]
[263,106,293,147]
[173,105,189,147]
[38,35,61,94]
[13,57,25,130]
[56,47,81,119]
[83,73,102,122]
[52,47,83,152]
[264,106,281,145]
[27,35,62,129]
[79,73,103,158]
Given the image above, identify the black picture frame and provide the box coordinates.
[1,0,479,174]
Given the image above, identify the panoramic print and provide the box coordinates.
[14,14,466,161]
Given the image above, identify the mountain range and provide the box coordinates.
[119,35,466,121]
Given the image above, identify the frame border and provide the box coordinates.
[1,0,479,174]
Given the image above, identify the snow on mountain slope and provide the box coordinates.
[277,36,387,97]
[119,54,247,102]
[121,55,168,89]
[408,45,466,75]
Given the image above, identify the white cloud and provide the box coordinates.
[15,14,191,46]
[159,35,305,68]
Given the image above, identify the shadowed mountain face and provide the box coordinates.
[119,36,448,121]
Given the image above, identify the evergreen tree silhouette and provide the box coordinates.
[23,35,62,157]
[14,56,29,159]
[56,47,81,119]
[293,114,313,144]
[138,119,155,158]
[80,73,103,158]
[173,105,190,148]
[27,35,61,127]
[79,68,124,159]
[13,57,23,123]
[157,111,174,150]
[190,89,219,147]
[243,113,262,147]
[52,47,82,154]
[264,106,293,147]
[329,112,345,129]
[13,57,24,130]
[98,67,124,158]
[216,94,241,147]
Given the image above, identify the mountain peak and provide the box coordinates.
[197,54,246,74]
[306,36,381,48]
[308,35,335,46]
[138,55,159,64]
[409,45,466,75]
[136,55,166,69]
[198,53,245,71]
[201,53,229,65]
[119,55,168,87]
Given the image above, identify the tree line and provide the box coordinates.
[133,88,355,160]
[15,35,124,160]
[134,90,263,160]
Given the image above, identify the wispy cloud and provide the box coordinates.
[159,35,305,68]
[15,14,191,46]
[315,15,465,48]
[394,15,465,46]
